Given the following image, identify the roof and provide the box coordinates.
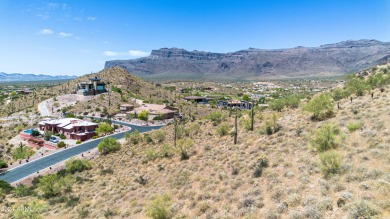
[120,104,134,107]
[184,96,205,100]
[89,77,101,81]
[39,118,97,129]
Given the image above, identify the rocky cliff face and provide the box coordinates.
[105,39,390,80]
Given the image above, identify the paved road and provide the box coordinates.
[38,100,51,116]
[0,120,162,183]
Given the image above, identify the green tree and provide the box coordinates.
[138,110,149,121]
[242,94,250,101]
[303,93,333,120]
[0,180,13,194]
[97,137,121,155]
[43,130,53,141]
[10,91,17,100]
[145,194,172,219]
[57,141,66,148]
[268,99,285,112]
[95,123,113,136]
[37,174,61,197]
[310,122,341,152]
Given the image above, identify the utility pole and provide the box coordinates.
[234,108,238,144]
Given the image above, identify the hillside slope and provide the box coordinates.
[105,39,390,81]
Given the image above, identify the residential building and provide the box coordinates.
[38,118,98,141]
[131,103,178,120]
[217,100,252,109]
[184,96,212,103]
[76,77,107,96]
[119,104,134,113]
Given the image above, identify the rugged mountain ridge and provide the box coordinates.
[105,39,390,80]
[0,72,77,82]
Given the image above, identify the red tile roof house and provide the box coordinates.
[38,118,98,141]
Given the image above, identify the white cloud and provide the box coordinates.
[37,28,54,35]
[87,16,97,21]
[103,51,122,57]
[128,50,150,57]
[103,50,150,58]
[58,32,73,37]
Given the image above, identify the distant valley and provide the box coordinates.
[0,72,77,82]
[105,39,390,81]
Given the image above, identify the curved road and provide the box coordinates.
[0,120,162,183]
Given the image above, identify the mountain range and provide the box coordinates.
[0,72,77,82]
[105,39,390,81]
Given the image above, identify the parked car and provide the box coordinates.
[49,136,59,143]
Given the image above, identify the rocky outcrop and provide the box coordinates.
[105,39,390,80]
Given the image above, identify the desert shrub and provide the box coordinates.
[176,124,185,139]
[153,130,166,143]
[303,93,333,120]
[143,133,154,144]
[15,184,34,197]
[125,130,140,145]
[0,160,8,168]
[187,122,200,136]
[37,174,61,197]
[97,138,120,155]
[347,122,361,132]
[65,159,92,174]
[12,199,47,219]
[31,129,40,137]
[59,134,66,139]
[345,77,370,96]
[57,141,66,148]
[146,149,160,161]
[240,118,251,131]
[145,194,172,219]
[319,151,341,177]
[138,110,149,121]
[262,113,280,135]
[345,200,378,218]
[160,144,174,158]
[12,145,35,160]
[253,155,268,178]
[75,140,81,144]
[269,99,285,112]
[206,111,226,125]
[310,122,341,152]
[332,88,350,101]
[216,123,229,136]
[176,138,194,160]
[153,115,163,120]
[0,180,13,194]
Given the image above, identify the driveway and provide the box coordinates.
[0,120,162,183]
[38,100,51,117]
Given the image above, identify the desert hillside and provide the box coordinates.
[1,63,390,219]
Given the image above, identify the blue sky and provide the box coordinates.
[0,0,389,76]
